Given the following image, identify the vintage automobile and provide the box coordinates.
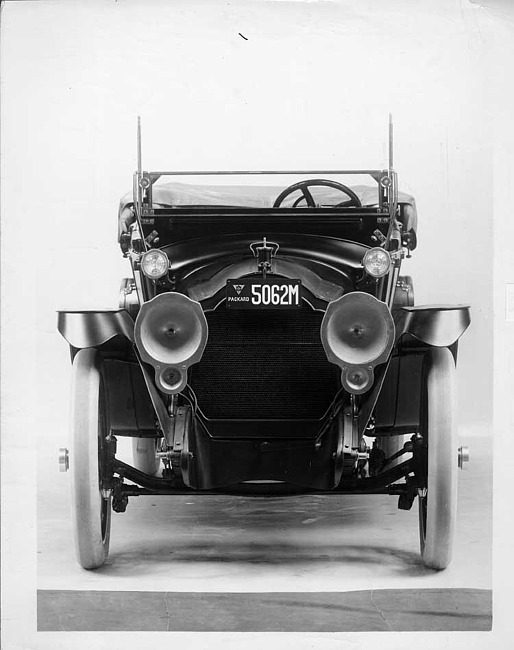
[58,119,470,571]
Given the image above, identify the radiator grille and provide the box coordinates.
[189,303,339,419]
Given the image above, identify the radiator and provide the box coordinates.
[189,303,339,420]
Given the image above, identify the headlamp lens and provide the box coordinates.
[363,248,391,278]
[345,366,372,393]
[141,250,169,279]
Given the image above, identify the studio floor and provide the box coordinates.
[37,431,492,631]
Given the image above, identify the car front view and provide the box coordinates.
[58,118,470,571]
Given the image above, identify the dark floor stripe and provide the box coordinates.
[37,588,492,632]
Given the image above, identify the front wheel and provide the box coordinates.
[418,347,457,570]
[70,348,113,569]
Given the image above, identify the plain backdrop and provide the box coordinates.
[1,1,512,649]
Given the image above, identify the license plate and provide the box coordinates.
[226,278,302,309]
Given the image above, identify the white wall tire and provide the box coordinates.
[70,348,112,569]
[132,438,160,475]
[418,347,457,570]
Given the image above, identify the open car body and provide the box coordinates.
[58,120,470,570]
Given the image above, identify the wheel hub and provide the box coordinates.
[458,445,470,469]
[58,447,69,472]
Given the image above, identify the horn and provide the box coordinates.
[134,292,208,394]
[321,292,395,394]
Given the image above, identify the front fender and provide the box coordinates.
[357,303,469,435]
[57,309,135,350]
[395,304,471,347]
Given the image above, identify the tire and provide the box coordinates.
[70,348,112,569]
[418,347,457,570]
[132,438,160,475]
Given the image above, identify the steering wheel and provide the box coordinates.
[272,179,362,209]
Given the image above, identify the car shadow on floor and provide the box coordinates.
[96,541,433,578]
